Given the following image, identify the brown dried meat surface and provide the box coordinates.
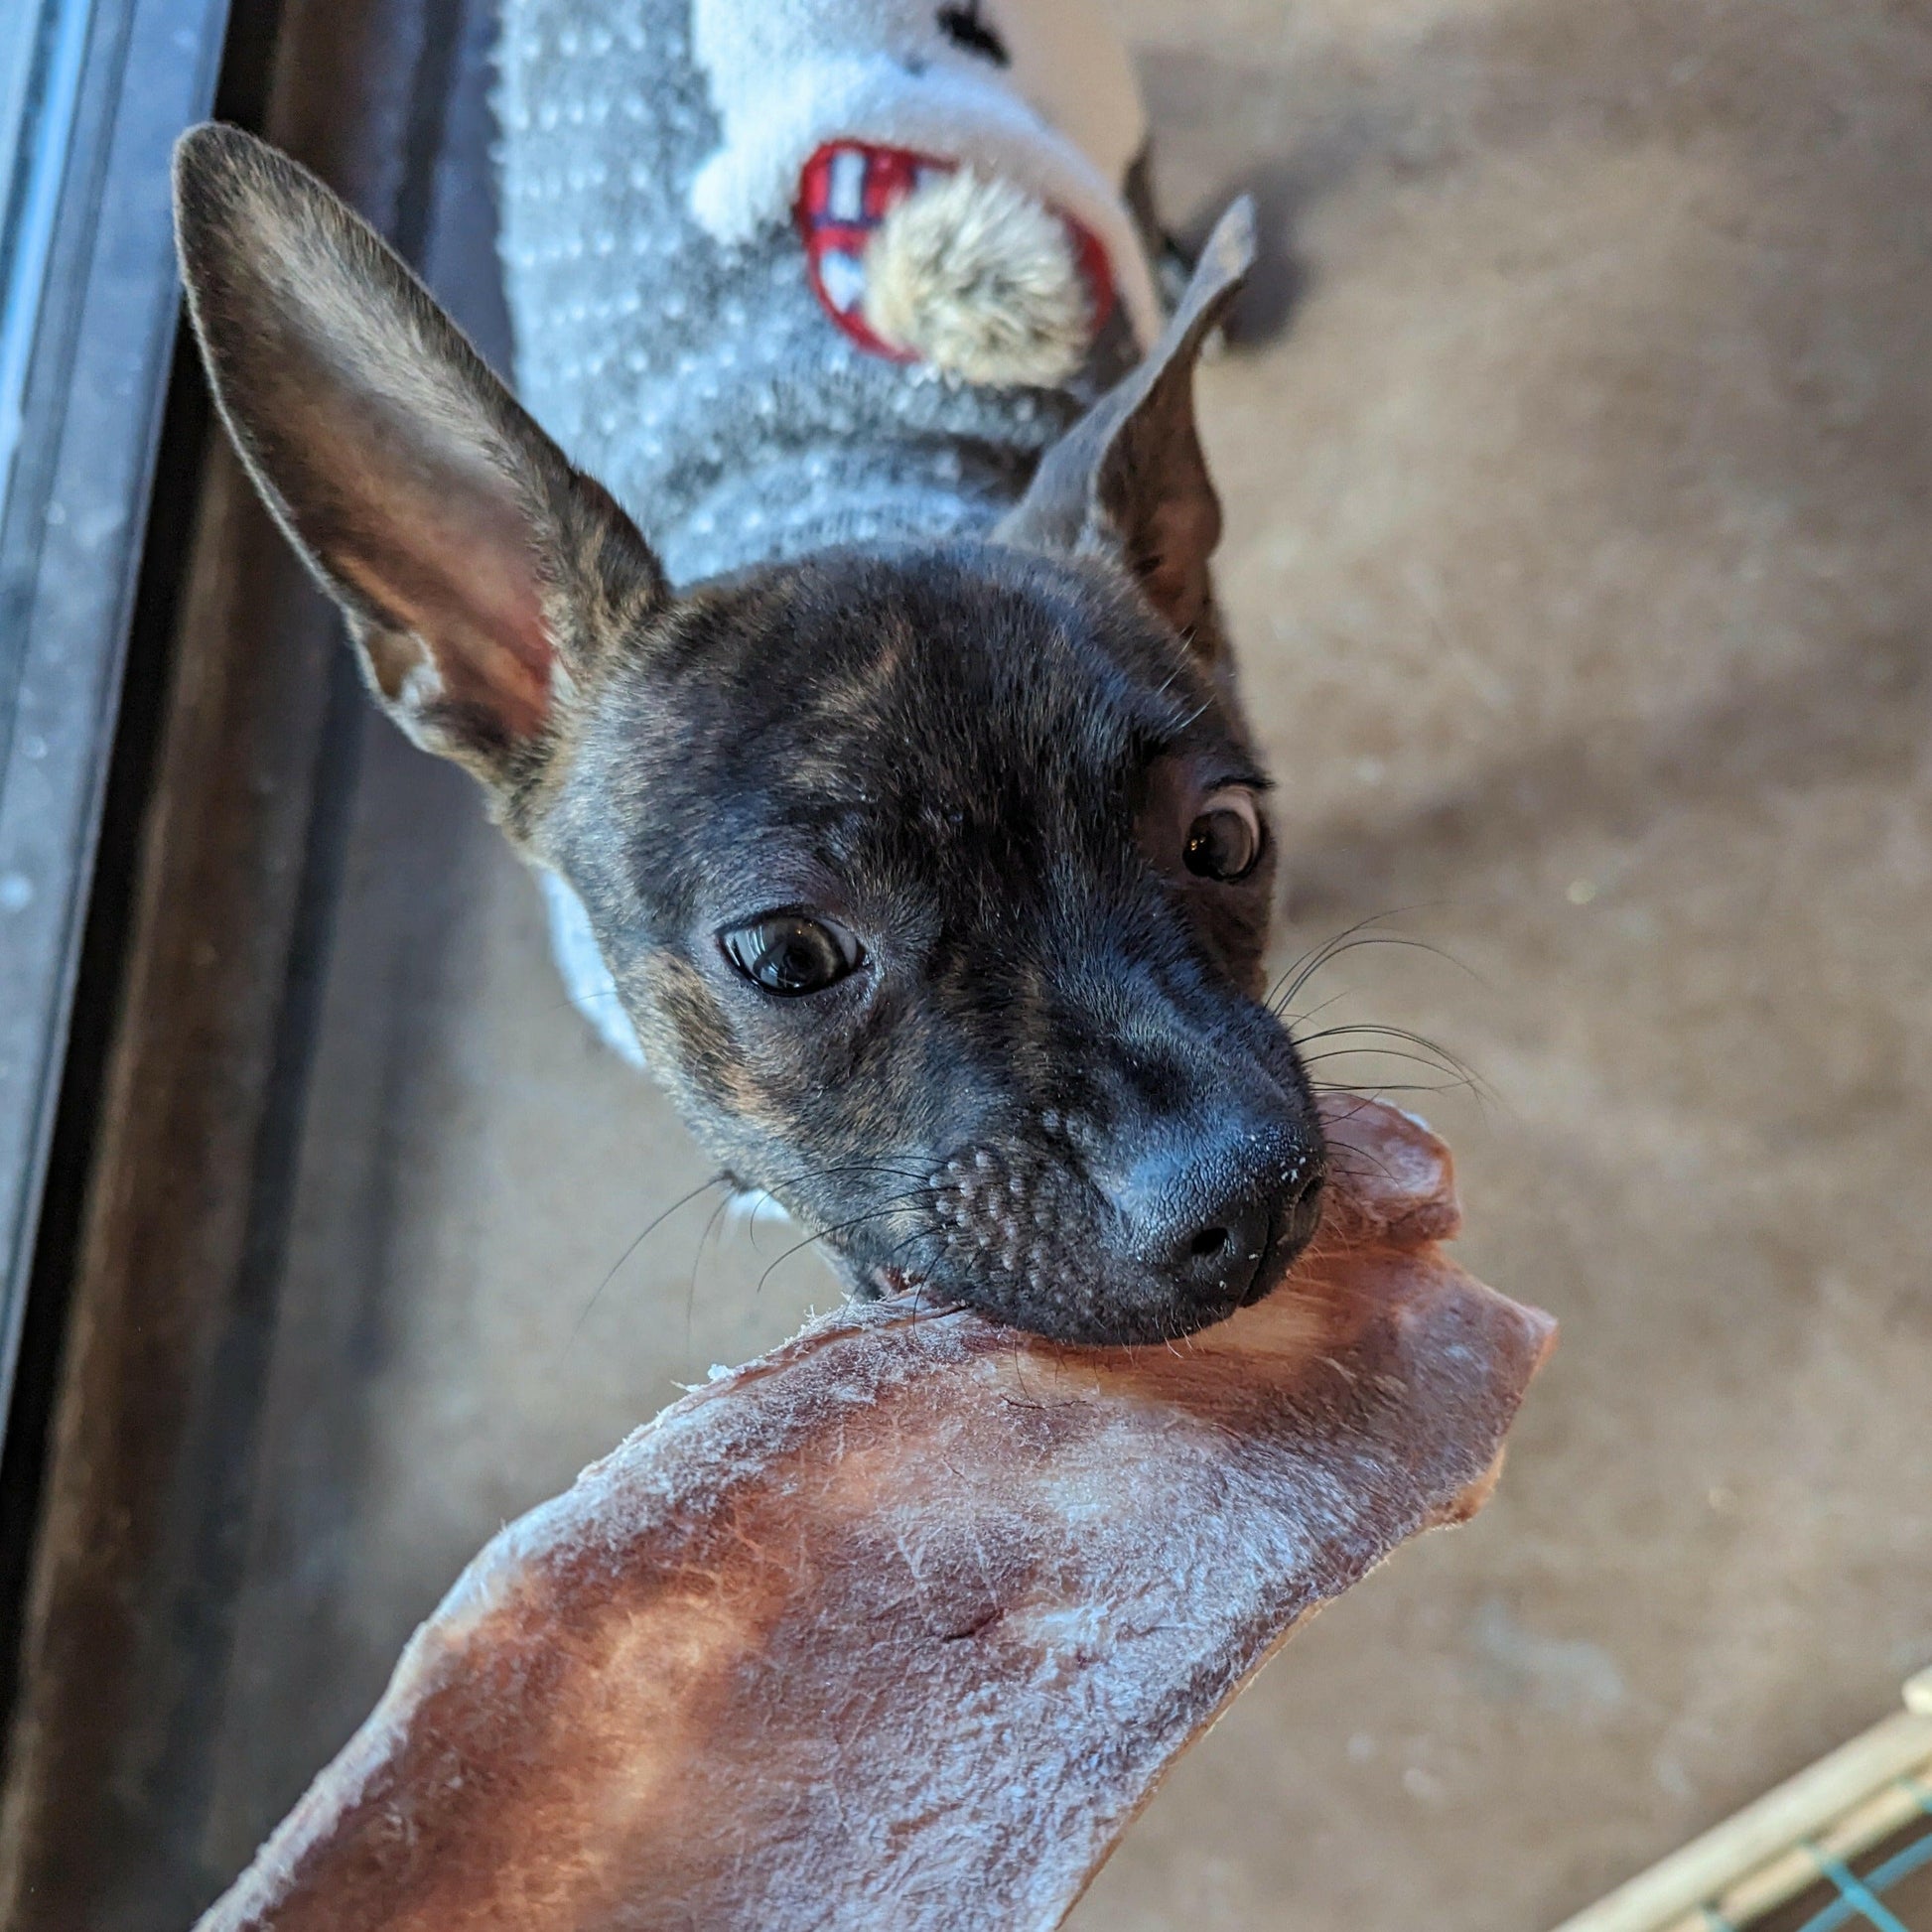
[202,1095,1554,1932]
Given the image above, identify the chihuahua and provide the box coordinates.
[170,0,1324,1345]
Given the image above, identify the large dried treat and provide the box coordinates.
[202,1097,1553,1931]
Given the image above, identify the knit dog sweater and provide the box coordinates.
[494,0,1159,583]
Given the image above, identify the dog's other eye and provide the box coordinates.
[1183,788,1263,883]
[720,914,862,996]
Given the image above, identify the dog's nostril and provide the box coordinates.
[1188,1226,1230,1260]
[1283,1164,1325,1217]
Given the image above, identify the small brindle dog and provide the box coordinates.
[170,2,1324,1345]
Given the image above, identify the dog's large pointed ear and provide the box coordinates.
[172,124,666,799]
[995,199,1254,647]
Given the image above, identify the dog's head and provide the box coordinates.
[173,125,1323,1344]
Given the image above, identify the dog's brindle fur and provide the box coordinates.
[172,124,1324,1345]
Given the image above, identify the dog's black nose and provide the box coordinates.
[1115,1125,1324,1314]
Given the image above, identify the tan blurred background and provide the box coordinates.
[202,1,1932,1924]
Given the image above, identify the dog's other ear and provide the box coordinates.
[996,199,1254,648]
[173,123,665,799]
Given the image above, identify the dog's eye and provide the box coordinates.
[1183,788,1263,883]
[721,914,862,996]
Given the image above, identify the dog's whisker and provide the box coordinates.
[1297,1046,1482,1094]
[753,1190,939,1297]
[1273,933,1473,1018]
[1265,904,1479,1019]
[1299,1044,1463,1069]
[743,1157,938,1198]
[685,1189,736,1362]
[1293,1020,1486,1085]
[1280,986,1353,1031]
[1264,909,1407,1009]
[571,1173,731,1346]
[1308,1079,1471,1099]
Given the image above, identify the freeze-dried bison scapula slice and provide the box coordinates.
[202,1095,1553,1932]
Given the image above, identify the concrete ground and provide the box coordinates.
[202,1,1932,1925]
